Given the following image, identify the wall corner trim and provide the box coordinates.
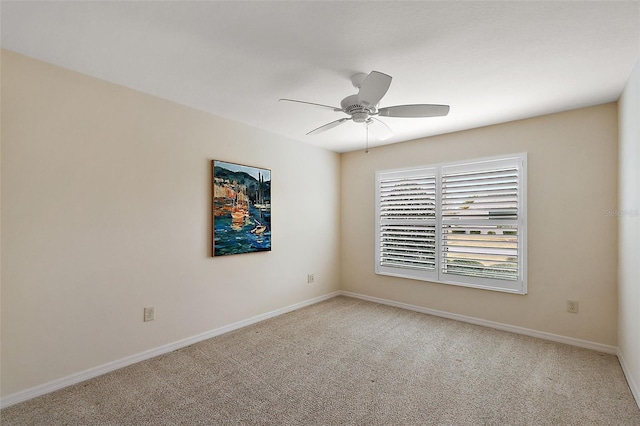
[618,348,640,409]
[339,291,618,355]
[0,291,341,409]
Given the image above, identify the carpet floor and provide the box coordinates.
[2,296,639,425]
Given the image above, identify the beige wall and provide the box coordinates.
[0,50,341,397]
[618,59,640,402]
[341,104,619,345]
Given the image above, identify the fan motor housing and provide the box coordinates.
[341,94,371,123]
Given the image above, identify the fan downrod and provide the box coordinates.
[350,73,368,89]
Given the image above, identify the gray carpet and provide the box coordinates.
[2,296,639,425]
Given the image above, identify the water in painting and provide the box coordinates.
[213,161,271,256]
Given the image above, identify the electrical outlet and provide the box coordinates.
[307,273,315,284]
[144,306,155,322]
[566,300,579,314]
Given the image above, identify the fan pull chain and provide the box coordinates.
[365,121,370,154]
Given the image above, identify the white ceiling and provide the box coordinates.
[2,1,639,153]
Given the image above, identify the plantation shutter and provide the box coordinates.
[375,154,526,294]
[440,157,525,291]
[376,167,438,281]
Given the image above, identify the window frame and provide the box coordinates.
[375,153,527,295]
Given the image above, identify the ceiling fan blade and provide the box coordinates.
[370,118,393,140]
[306,118,351,135]
[279,98,342,112]
[357,71,392,108]
[378,104,450,118]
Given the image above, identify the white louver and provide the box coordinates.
[441,224,518,281]
[377,169,437,278]
[380,224,436,270]
[441,167,519,219]
[441,161,521,282]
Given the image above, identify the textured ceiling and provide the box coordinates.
[2,1,639,152]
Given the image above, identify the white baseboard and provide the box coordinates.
[618,348,640,409]
[1,290,626,410]
[339,291,618,355]
[0,291,341,409]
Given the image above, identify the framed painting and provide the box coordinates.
[212,160,271,256]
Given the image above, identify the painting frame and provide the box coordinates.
[212,160,271,257]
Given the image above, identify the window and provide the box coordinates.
[375,154,527,294]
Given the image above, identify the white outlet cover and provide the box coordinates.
[144,307,155,322]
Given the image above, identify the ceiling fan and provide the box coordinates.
[279,71,450,141]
